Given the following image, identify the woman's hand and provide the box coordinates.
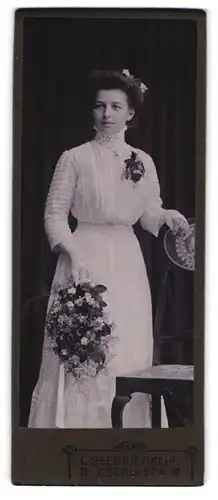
[164,209,189,235]
[69,250,92,286]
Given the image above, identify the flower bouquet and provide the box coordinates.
[45,278,115,379]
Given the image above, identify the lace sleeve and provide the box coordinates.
[44,149,78,251]
[139,153,165,237]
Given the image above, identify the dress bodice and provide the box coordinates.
[44,133,164,251]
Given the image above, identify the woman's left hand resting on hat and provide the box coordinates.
[161,209,190,235]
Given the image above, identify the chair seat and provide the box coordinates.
[121,364,194,381]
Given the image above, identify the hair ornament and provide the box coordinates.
[122,68,148,93]
[122,69,132,78]
[139,82,148,93]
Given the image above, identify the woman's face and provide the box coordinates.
[92,89,135,136]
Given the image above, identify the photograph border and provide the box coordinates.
[12,7,206,486]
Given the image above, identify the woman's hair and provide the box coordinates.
[86,69,147,124]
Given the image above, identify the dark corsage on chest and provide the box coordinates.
[122,151,145,184]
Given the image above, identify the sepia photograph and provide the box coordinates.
[12,7,206,486]
[19,12,197,430]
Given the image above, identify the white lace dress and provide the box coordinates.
[28,130,168,428]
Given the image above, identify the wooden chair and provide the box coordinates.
[111,221,195,428]
[111,364,194,428]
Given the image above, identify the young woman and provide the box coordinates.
[28,69,189,428]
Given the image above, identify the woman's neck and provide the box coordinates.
[94,126,127,147]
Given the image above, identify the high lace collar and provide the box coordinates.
[93,126,129,156]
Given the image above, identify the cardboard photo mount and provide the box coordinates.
[12,8,206,486]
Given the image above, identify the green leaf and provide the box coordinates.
[80,283,92,292]
[93,285,107,294]
[99,300,107,308]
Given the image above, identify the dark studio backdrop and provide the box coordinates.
[20,15,197,426]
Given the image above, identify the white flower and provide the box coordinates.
[81,336,88,346]
[122,68,131,77]
[74,297,83,306]
[122,69,147,93]
[140,82,148,93]
[84,292,95,305]
[78,314,86,322]
[95,317,105,328]
[67,301,74,310]
[61,349,68,356]
[68,286,76,295]
[87,331,95,341]
[69,354,80,366]
[72,359,99,379]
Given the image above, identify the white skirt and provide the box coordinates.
[28,223,168,428]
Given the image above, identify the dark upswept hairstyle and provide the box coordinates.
[86,69,146,126]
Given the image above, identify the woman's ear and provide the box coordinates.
[126,108,135,122]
